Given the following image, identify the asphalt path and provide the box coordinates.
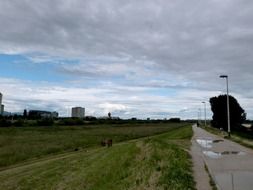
[192,125,253,190]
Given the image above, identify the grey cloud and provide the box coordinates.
[1,0,253,118]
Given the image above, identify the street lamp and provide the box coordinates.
[202,101,206,126]
[199,108,201,124]
[196,108,201,127]
[199,108,202,124]
[220,75,231,137]
[197,109,200,124]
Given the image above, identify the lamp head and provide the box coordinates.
[220,75,228,78]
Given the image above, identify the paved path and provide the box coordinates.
[191,125,212,190]
[192,125,253,190]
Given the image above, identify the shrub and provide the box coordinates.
[37,119,54,126]
[0,119,12,127]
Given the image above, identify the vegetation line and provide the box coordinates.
[201,125,253,155]
[204,163,218,190]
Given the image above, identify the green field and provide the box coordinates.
[0,123,196,189]
[0,123,187,168]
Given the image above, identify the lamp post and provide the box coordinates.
[220,75,231,137]
[197,109,200,125]
[202,101,206,126]
[197,108,201,127]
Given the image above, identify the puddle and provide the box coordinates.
[196,138,224,148]
[203,150,222,158]
[203,151,246,158]
[196,139,213,148]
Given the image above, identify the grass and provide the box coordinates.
[201,125,253,149]
[0,124,195,190]
[0,123,186,168]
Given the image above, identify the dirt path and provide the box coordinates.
[0,148,97,175]
[193,125,253,190]
[191,124,212,190]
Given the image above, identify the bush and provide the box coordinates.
[37,119,54,126]
[13,119,25,127]
[169,118,181,123]
[0,119,12,127]
[58,118,84,125]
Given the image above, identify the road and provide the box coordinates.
[192,125,253,190]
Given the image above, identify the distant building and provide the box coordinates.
[1,105,4,115]
[0,93,4,115]
[112,117,120,120]
[0,93,2,105]
[98,116,109,120]
[2,111,11,116]
[28,110,59,119]
[71,107,85,118]
[51,111,59,118]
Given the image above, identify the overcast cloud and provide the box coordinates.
[1,0,253,119]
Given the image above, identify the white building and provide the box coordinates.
[71,107,85,118]
[51,111,59,118]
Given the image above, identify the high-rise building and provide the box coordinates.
[71,107,85,118]
[0,93,3,115]
[0,93,2,104]
[1,105,4,115]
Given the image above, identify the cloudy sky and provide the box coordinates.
[1,0,253,119]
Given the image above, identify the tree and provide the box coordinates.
[210,94,246,131]
[108,112,111,119]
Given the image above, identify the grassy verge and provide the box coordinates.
[201,125,253,149]
[0,123,186,168]
[204,164,218,190]
[0,125,195,190]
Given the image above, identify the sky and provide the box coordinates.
[1,0,253,119]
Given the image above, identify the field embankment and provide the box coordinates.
[0,123,186,168]
[0,124,195,190]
